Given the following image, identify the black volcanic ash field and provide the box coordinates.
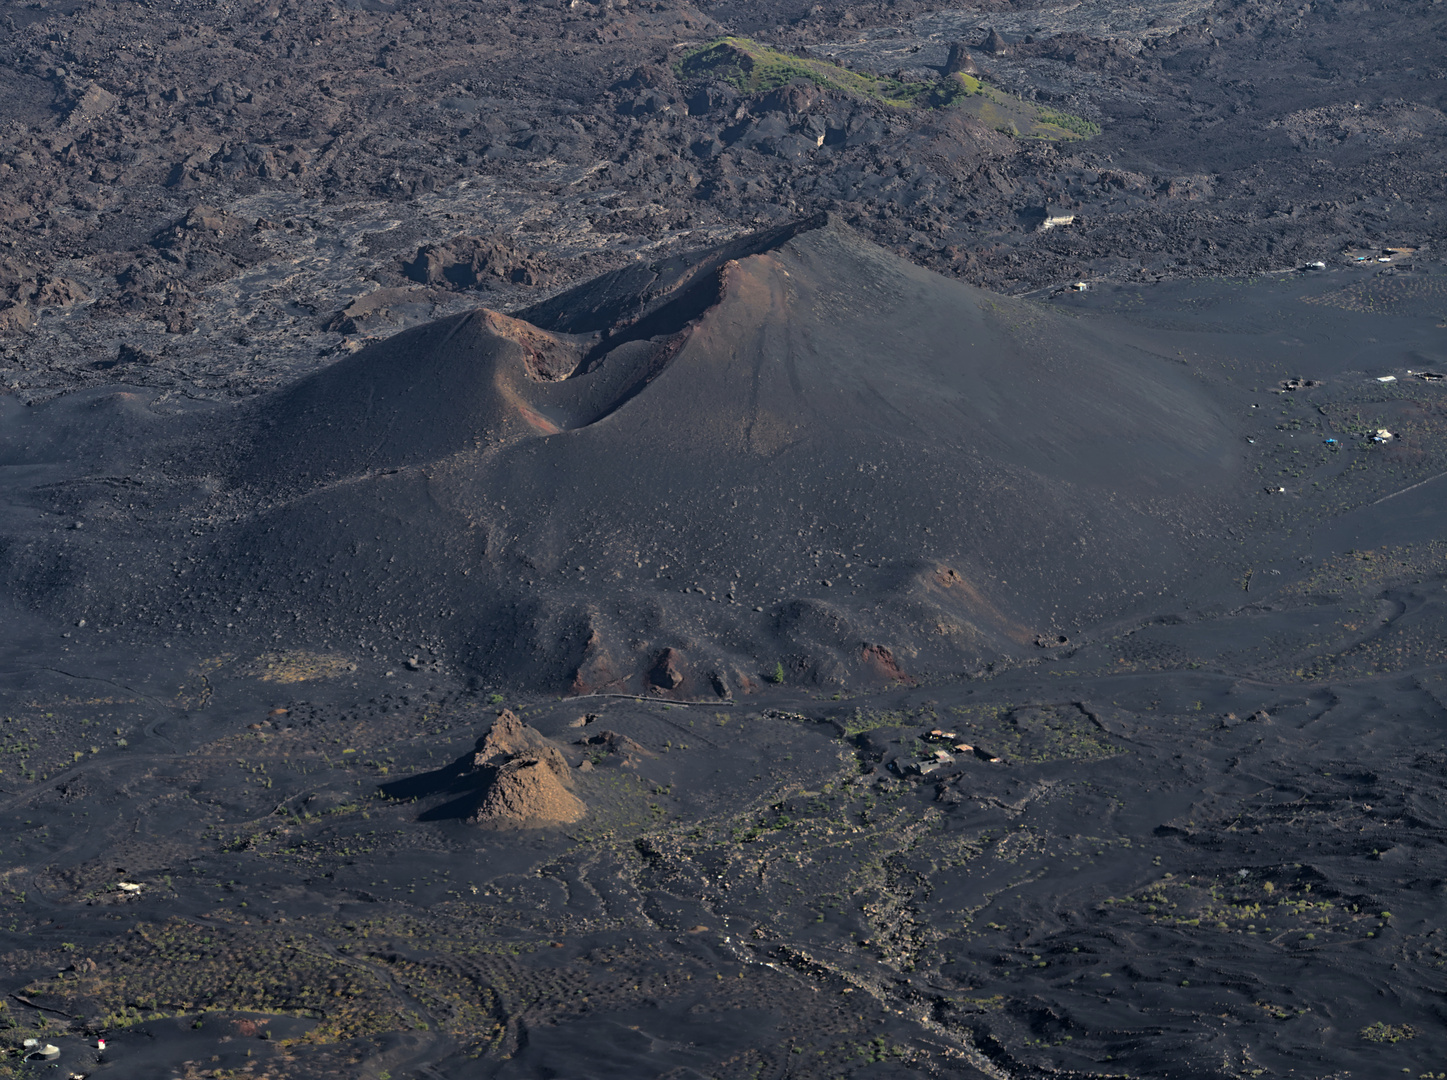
[3,0,1447,1075]
[2,217,1447,1078]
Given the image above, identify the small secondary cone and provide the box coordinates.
[470,756,586,828]
[468,709,584,828]
[981,28,1009,55]
[944,42,979,75]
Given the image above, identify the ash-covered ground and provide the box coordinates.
[2,0,1447,1077]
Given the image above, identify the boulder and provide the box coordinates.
[649,647,684,689]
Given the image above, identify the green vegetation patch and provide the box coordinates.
[1360,1021,1416,1043]
[837,704,937,738]
[676,37,1096,141]
[1096,870,1391,948]
[1037,106,1101,138]
[677,36,959,107]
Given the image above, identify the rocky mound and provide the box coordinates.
[469,756,586,829]
[467,710,584,829]
[943,43,980,77]
[403,235,557,290]
[474,708,573,777]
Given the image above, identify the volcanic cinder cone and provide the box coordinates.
[467,709,584,828]
[16,215,1250,692]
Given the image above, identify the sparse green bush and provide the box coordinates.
[1037,107,1101,137]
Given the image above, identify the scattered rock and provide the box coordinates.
[403,236,556,289]
[31,277,88,309]
[168,204,240,241]
[0,274,88,332]
[324,286,440,336]
[68,82,117,124]
[576,729,653,760]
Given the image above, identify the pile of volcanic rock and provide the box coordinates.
[402,235,557,290]
[467,710,585,828]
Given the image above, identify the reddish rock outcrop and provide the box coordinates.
[862,644,911,683]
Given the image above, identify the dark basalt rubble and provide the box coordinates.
[402,235,559,291]
[0,0,1443,406]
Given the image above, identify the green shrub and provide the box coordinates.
[1037,107,1101,137]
